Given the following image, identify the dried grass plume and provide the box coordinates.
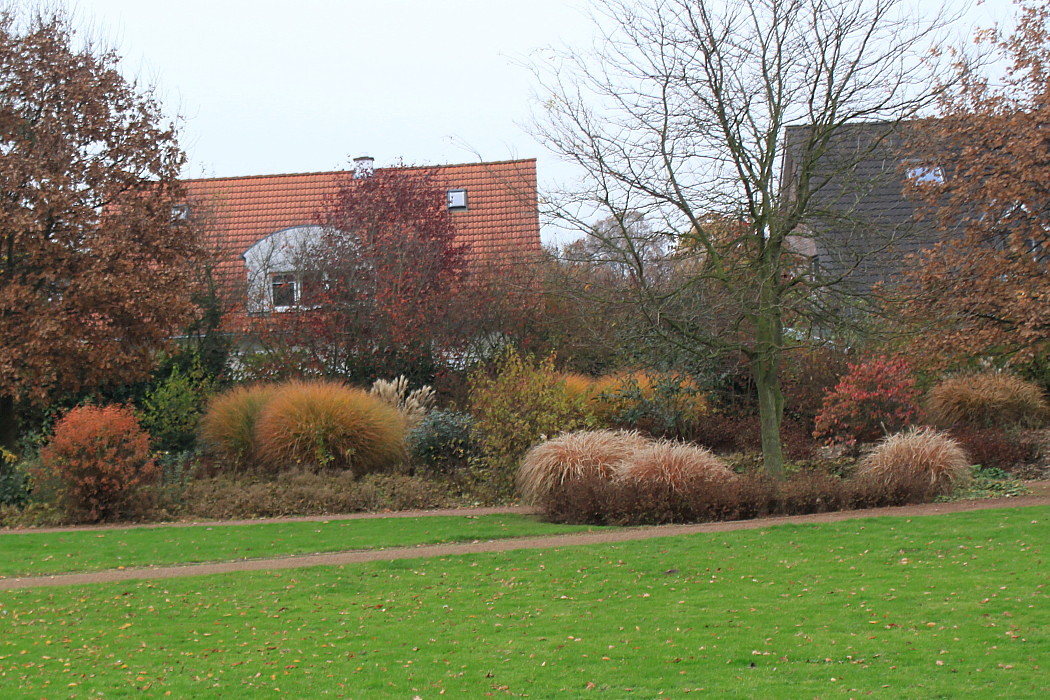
[517,430,650,503]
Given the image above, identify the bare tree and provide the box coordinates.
[533,0,961,475]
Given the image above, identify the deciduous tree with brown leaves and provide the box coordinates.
[902,0,1049,373]
[0,10,198,445]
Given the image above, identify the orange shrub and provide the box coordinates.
[615,440,734,490]
[37,404,159,522]
[200,384,278,469]
[516,430,649,504]
[255,381,406,475]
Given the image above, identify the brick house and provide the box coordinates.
[181,158,542,332]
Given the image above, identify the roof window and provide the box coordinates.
[447,188,468,210]
[905,164,944,185]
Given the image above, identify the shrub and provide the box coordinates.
[139,359,215,453]
[692,414,815,459]
[813,356,920,446]
[36,404,159,522]
[590,371,709,438]
[0,447,28,507]
[517,430,649,504]
[255,381,406,475]
[856,427,972,498]
[179,470,457,520]
[468,349,592,497]
[408,409,478,475]
[925,372,1049,429]
[200,384,278,469]
[948,426,1039,471]
[781,346,851,430]
[537,466,948,527]
[615,440,734,490]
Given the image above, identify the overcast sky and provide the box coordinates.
[72,0,1019,244]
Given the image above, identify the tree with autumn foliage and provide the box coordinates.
[901,1,1050,376]
[254,167,469,384]
[0,9,198,446]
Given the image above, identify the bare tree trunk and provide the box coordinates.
[753,275,786,477]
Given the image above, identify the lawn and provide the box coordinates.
[0,506,1046,698]
[0,515,601,578]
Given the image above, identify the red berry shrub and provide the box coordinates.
[813,357,920,446]
[38,404,159,522]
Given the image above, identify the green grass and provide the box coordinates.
[0,506,1047,697]
[0,515,600,577]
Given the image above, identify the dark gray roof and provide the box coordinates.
[783,121,941,291]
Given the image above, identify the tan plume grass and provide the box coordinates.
[615,440,734,490]
[857,427,972,496]
[516,430,650,503]
[926,372,1048,429]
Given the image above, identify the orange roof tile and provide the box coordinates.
[182,160,541,295]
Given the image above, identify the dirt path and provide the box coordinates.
[3,488,1048,591]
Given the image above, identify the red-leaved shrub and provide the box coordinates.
[813,356,920,446]
[948,427,1039,470]
[37,404,159,522]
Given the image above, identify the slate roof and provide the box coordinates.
[182,159,542,306]
[783,121,941,291]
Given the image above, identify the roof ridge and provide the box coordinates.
[182,158,538,184]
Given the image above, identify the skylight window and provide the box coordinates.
[905,164,944,184]
[447,189,468,210]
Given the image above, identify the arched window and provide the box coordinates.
[242,225,324,312]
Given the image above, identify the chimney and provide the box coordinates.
[353,156,375,179]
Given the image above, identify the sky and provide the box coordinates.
[71,0,1021,245]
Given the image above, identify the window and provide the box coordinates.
[447,188,468,210]
[270,272,299,309]
[905,164,944,184]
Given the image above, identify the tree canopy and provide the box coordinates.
[901,0,1050,372]
[0,9,198,439]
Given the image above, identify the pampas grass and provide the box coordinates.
[926,372,1048,429]
[857,427,972,497]
[255,381,406,475]
[615,440,734,490]
[516,430,649,503]
[370,376,436,431]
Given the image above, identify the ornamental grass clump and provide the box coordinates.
[615,439,734,490]
[856,427,972,498]
[369,375,436,431]
[925,372,1049,429]
[517,430,649,504]
[255,381,406,475]
[200,384,278,470]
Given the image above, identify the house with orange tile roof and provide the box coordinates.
[181,158,541,330]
